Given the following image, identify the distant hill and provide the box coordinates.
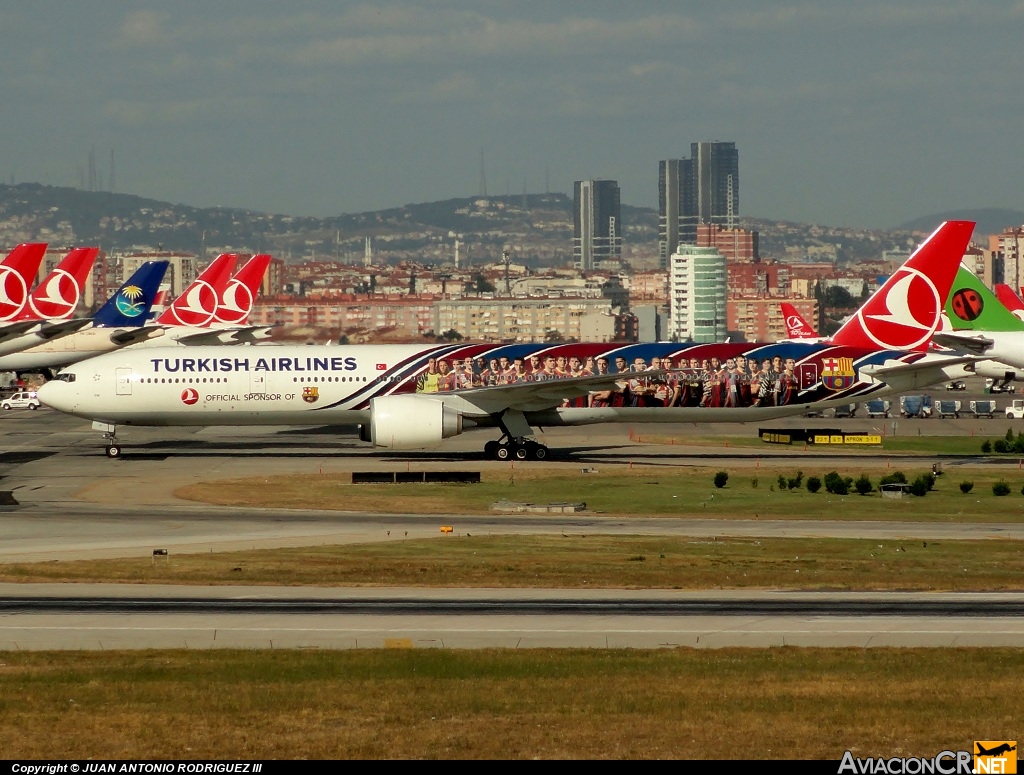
[895,209,1024,238]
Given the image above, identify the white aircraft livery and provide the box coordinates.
[38,221,979,459]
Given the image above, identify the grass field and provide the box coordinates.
[173,464,1024,522]
[4,535,1024,590]
[0,648,1018,759]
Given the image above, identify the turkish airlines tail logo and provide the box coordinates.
[26,247,99,320]
[831,221,975,351]
[215,254,270,325]
[781,303,816,339]
[0,243,47,321]
[159,253,240,327]
[166,280,219,326]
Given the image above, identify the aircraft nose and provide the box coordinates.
[37,380,73,412]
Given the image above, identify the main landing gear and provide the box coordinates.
[484,437,549,461]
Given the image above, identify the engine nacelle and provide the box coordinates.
[972,360,1019,383]
[368,394,464,449]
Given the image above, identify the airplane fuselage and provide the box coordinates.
[40,341,957,434]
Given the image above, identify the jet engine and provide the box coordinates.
[362,394,464,449]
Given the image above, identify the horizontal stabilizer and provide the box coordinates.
[931,331,994,354]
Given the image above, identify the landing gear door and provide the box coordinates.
[115,367,133,396]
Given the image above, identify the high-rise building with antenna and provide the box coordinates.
[659,141,739,267]
[573,179,621,271]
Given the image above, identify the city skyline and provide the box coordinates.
[3,2,1022,229]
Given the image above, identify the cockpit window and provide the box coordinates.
[53,373,76,383]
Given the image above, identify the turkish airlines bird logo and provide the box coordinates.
[180,388,199,405]
[215,279,253,325]
[0,265,29,321]
[786,315,813,337]
[28,269,81,319]
[167,281,219,326]
[855,267,941,350]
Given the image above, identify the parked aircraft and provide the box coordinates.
[0,261,168,373]
[38,222,979,458]
[124,252,273,348]
[932,263,1024,386]
[0,252,271,369]
[779,302,821,341]
[0,247,100,356]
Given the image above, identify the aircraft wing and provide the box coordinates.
[0,320,46,342]
[34,318,95,341]
[174,325,274,345]
[108,326,167,347]
[437,372,636,414]
[858,355,981,392]
[930,332,994,355]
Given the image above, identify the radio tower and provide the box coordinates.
[502,249,512,295]
[478,148,487,197]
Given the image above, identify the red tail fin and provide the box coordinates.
[156,253,239,327]
[995,284,1024,315]
[21,246,99,321]
[780,302,818,339]
[0,243,47,321]
[830,221,975,351]
[215,253,271,325]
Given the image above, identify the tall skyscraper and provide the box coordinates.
[660,142,739,266]
[574,179,622,270]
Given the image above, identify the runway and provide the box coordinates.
[2,408,1023,649]
[3,585,1024,650]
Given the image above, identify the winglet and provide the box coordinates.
[93,261,170,328]
[22,246,100,321]
[780,302,818,339]
[156,253,240,327]
[831,221,975,351]
[0,243,48,321]
[215,253,270,325]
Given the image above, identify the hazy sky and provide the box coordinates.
[3,1,1021,228]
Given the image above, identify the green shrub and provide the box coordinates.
[909,476,929,497]
[823,471,842,493]
[750,477,758,489]
[854,474,872,495]
[959,481,974,494]
[1007,428,1015,442]
[806,476,822,493]
[879,472,907,486]
[1012,436,1024,454]
[994,439,1009,454]
[993,481,1011,496]
[713,471,729,489]
[981,441,992,453]
[777,474,788,491]
[787,477,800,490]
[792,471,804,488]
[919,472,936,491]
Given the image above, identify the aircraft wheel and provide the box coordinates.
[514,446,529,461]
[105,445,122,459]
[531,445,548,460]
[484,440,499,457]
[496,445,511,461]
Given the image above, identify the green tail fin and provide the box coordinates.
[945,267,1024,332]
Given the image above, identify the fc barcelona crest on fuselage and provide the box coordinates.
[302,386,319,404]
[821,357,855,391]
